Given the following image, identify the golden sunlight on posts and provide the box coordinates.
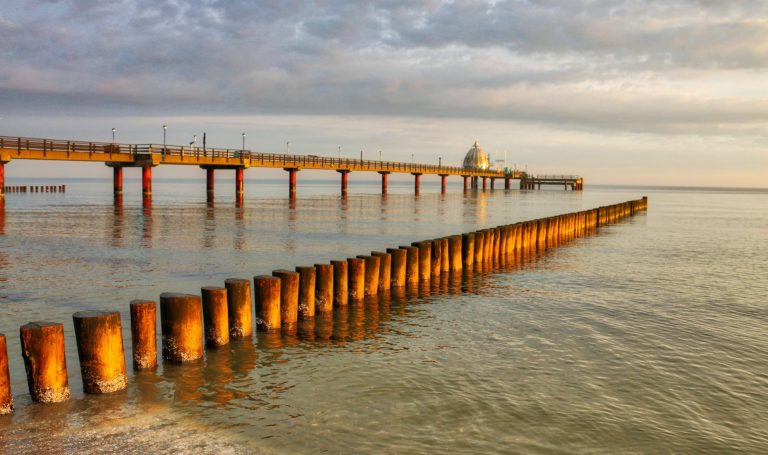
[159,293,204,363]
[201,287,230,348]
[0,334,13,414]
[72,311,127,394]
[254,275,281,331]
[129,300,157,370]
[19,322,70,403]
[314,263,334,314]
[224,278,253,338]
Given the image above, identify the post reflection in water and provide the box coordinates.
[314,313,333,344]
[0,198,5,236]
[203,204,216,249]
[233,205,246,251]
[348,300,365,342]
[111,197,125,249]
[141,203,153,247]
[364,295,380,339]
[332,305,349,345]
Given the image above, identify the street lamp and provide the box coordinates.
[242,133,246,152]
[286,141,290,155]
[360,150,363,161]
[111,128,116,143]
[439,156,442,167]
[378,150,382,161]
[411,153,414,163]
[338,146,341,160]
[162,124,167,159]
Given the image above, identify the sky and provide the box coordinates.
[1,0,767,186]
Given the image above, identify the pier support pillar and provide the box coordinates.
[235,167,244,198]
[142,166,152,197]
[505,178,510,190]
[482,177,487,191]
[462,176,469,193]
[412,173,422,195]
[285,168,298,195]
[490,178,495,190]
[338,170,350,196]
[379,172,389,194]
[113,167,123,197]
[440,175,447,194]
[206,168,214,200]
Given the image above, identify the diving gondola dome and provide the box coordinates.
[463,141,490,170]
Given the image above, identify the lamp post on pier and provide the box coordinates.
[242,133,246,152]
[112,128,116,144]
[162,124,167,159]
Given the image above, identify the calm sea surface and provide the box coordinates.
[0,178,766,453]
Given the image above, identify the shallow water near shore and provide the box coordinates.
[0,179,766,453]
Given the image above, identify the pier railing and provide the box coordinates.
[0,135,517,177]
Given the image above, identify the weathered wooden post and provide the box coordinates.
[474,230,485,263]
[331,260,348,306]
[401,246,419,285]
[412,241,432,282]
[449,235,463,271]
[387,248,407,288]
[0,334,13,414]
[357,255,380,296]
[159,293,203,362]
[430,240,442,278]
[461,232,475,270]
[296,266,316,320]
[372,251,391,291]
[72,311,127,394]
[254,275,281,331]
[314,263,334,314]
[130,300,157,370]
[347,258,366,301]
[439,238,450,273]
[201,287,230,347]
[273,270,300,331]
[20,322,70,403]
[225,278,252,338]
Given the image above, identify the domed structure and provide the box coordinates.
[462,141,490,170]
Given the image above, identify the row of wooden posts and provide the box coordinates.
[2,185,66,193]
[0,197,647,414]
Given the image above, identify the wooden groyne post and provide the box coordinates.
[72,311,127,394]
[20,322,70,403]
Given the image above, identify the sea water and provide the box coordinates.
[0,179,766,453]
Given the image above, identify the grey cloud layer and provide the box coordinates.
[2,0,767,133]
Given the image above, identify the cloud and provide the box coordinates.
[1,0,768,139]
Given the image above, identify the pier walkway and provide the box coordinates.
[0,135,580,200]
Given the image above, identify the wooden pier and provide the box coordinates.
[0,135,582,201]
[521,175,584,191]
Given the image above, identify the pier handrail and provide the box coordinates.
[533,174,582,180]
[0,135,523,178]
